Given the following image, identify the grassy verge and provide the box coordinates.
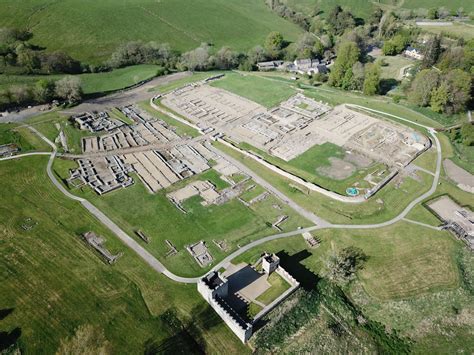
[0,155,248,354]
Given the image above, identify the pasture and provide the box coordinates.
[0,0,302,63]
[0,156,248,354]
[419,22,474,40]
[0,65,162,95]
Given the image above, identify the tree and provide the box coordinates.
[441,69,471,114]
[427,8,438,20]
[55,76,82,104]
[460,123,474,146]
[421,35,441,69]
[212,46,240,69]
[327,6,355,35]
[324,246,368,285]
[408,69,440,106]
[363,62,381,95]
[351,61,365,90]
[33,79,55,103]
[179,43,210,71]
[430,81,449,112]
[328,41,360,88]
[56,324,110,355]
[264,31,284,58]
[247,45,267,64]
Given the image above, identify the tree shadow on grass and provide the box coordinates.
[0,308,21,352]
[379,78,399,95]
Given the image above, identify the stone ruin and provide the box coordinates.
[81,232,122,264]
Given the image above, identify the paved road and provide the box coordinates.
[0,151,51,161]
[207,143,330,227]
[3,102,443,285]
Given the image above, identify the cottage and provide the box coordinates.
[289,58,327,75]
[404,46,424,60]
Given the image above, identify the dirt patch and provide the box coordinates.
[344,152,373,168]
[317,157,356,180]
[443,159,474,193]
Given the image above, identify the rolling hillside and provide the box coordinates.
[0,0,303,63]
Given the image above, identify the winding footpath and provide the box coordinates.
[2,104,443,284]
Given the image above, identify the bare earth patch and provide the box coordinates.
[317,157,356,180]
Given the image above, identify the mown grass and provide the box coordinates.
[419,22,474,40]
[210,72,297,108]
[0,0,302,63]
[215,141,434,225]
[233,221,460,300]
[256,272,291,305]
[150,71,224,94]
[238,141,383,195]
[0,156,248,354]
[52,159,310,277]
[137,101,200,138]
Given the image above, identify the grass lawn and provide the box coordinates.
[151,71,224,94]
[0,0,302,63]
[256,273,291,305]
[450,140,474,175]
[233,219,473,352]
[215,141,434,225]
[0,65,162,97]
[79,65,162,94]
[412,146,438,172]
[211,72,297,108]
[52,159,310,277]
[233,221,460,300]
[377,55,413,80]
[0,156,248,354]
[26,111,97,154]
[237,141,383,195]
[419,23,474,40]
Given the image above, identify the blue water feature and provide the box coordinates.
[346,187,359,196]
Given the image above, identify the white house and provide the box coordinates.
[404,46,424,60]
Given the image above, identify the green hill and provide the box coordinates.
[0,0,303,64]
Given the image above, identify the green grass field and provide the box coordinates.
[216,141,434,225]
[0,0,302,63]
[233,222,460,300]
[0,156,248,354]
[210,72,297,108]
[0,65,162,95]
[378,55,413,80]
[52,159,310,277]
[256,273,291,305]
[232,220,474,352]
[150,71,224,94]
[236,141,384,195]
[419,22,474,40]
